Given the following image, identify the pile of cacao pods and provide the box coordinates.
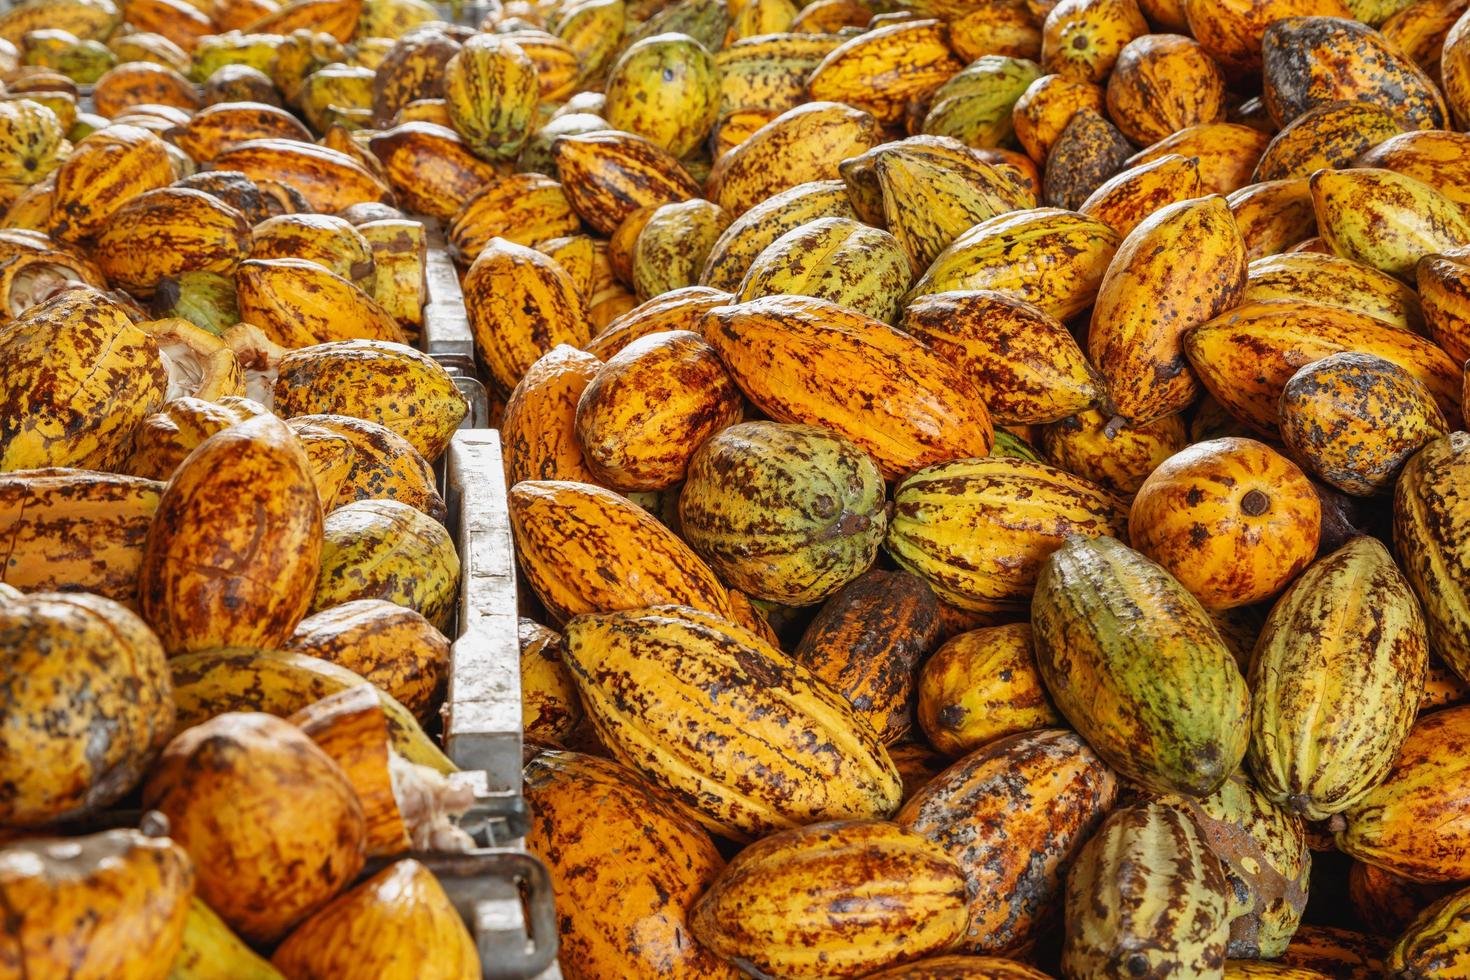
[9,0,1470,974]
[0,0,503,973]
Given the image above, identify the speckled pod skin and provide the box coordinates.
[0,829,193,980]
[443,34,538,161]
[631,199,731,301]
[287,414,447,523]
[1228,179,1317,261]
[680,422,886,606]
[1253,102,1405,184]
[501,345,602,486]
[691,819,969,978]
[909,207,1120,322]
[510,479,736,624]
[272,860,479,980]
[1310,168,1470,281]
[703,294,993,481]
[605,33,720,158]
[874,147,1029,270]
[47,124,172,244]
[700,179,857,291]
[0,592,175,827]
[1280,352,1446,497]
[740,218,910,324]
[366,122,505,223]
[518,619,580,745]
[1013,73,1105,163]
[0,468,162,601]
[171,101,313,163]
[888,455,1128,614]
[1419,250,1470,364]
[1105,34,1225,146]
[1125,122,1268,195]
[248,213,374,289]
[524,750,736,979]
[1040,408,1188,496]
[899,728,1118,955]
[138,412,323,655]
[1262,15,1447,129]
[1279,925,1387,978]
[0,288,168,472]
[1244,253,1424,332]
[920,57,1045,154]
[1338,704,1470,882]
[1394,432,1470,685]
[715,33,841,116]
[585,286,731,359]
[1359,130,1470,212]
[552,129,702,235]
[1063,801,1233,979]
[287,599,449,726]
[449,174,577,258]
[1041,0,1148,81]
[1042,108,1133,213]
[1184,300,1462,435]
[212,139,394,214]
[1388,883,1470,977]
[917,622,1061,757]
[807,19,963,125]
[562,605,902,841]
[1032,535,1249,796]
[1182,0,1352,81]
[236,257,407,350]
[309,499,459,632]
[273,340,468,461]
[1080,154,1204,239]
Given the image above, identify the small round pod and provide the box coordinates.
[0,827,194,980]
[142,712,367,946]
[1129,437,1321,610]
[690,819,970,979]
[631,198,731,302]
[310,499,460,632]
[917,623,1062,758]
[1279,352,1448,497]
[575,330,744,492]
[679,421,886,606]
[0,592,175,827]
[271,860,479,980]
[1041,0,1150,82]
[604,32,720,159]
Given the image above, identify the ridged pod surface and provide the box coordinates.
[737,216,910,324]
[1261,16,1447,130]
[873,147,1024,271]
[449,174,579,256]
[1063,801,1233,979]
[1253,101,1405,184]
[0,288,167,472]
[287,414,446,523]
[1337,704,1470,882]
[575,330,743,491]
[898,728,1118,954]
[1310,168,1470,280]
[562,605,903,840]
[0,829,193,980]
[519,619,579,745]
[1388,885,1470,976]
[0,468,161,602]
[1041,0,1149,81]
[462,237,592,394]
[679,422,886,606]
[1032,535,1250,796]
[690,820,970,978]
[705,101,884,216]
[1079,154,1205,239]
[1394,432,1470,684]
[1164,773,1310,959]
[605,32,719,158]
[1088,194,1247,424]
[806,19,963,125]
[1357,129,1470,211]
[1244,252,1424,332]
[1013,72,1106,163]
[310,499,459,632]
[1125,122,1269,196]
[1,592,175,828]
[909,208,1120,321]
[366,122,505,223]
[887,456,1128,614]
[1041,409,1189,496]
[509,480,735,623]
[552,129,702,235]
[916,622,1061,757]
[899,287,1105,426]
[212,139,393,213]
[501,345,601,485]
[169,101,313,163]
[699,179,856,290]
[584,286,731,358]
[1182,0,1353,80]
[443,34,538,161]
[793,568,941,743]
[1248,537,1427,823]
[1105,33,1226,145]
[1228,179,1318,261]
[1280,352,1447,497]
[138,413,321,656]
[249,213,375,289]
[630,199,731,302]
[235,258,407,350]
[1184,300,1463,434]
[1420,251,1470,365]
[47,123,172,244]
[714,33,842,115]
[287,600,448,726]
[703,295,993,481]
[524,751,736,979]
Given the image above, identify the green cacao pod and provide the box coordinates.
[699,179,858,291]
[736,216,911,324]
[921,55,1043,148]
[604,32,720,159]
[631,198,731,302]
[679,421,886,606]
[1031,534,1250,797]
[1247,536,1429,820]
[1063,800,1233,980]
[444,34,539,161]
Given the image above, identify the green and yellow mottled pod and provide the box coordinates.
[444,34,539,161]
[1064,801,1233,979]
[690,820,969,978]
[1249,536,1428,823]
[1388,884,1470,976]
[1395,433,1470,685]
[714,32,841,115]
[605,32,720,158]
[700,178,857,290]
[631,198,731,301]
[736,216,910,324]
[1311,167,1470,280]
[888,456,1128,615]
[563,605,903,841]
[679,421,886,606]
[310,499,459,632]
[921,55,1043,149]
[1032,535,1250,796]
[1244,252,1424,333]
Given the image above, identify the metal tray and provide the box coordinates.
[422,247,558,980]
